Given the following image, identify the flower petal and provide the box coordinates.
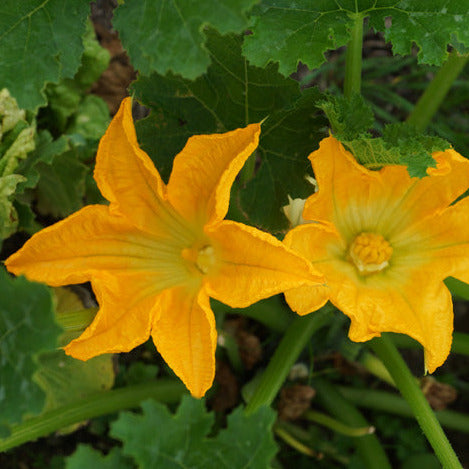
[167,124,261,226]
[283,223,338,315]
[94,97,183,236]
[151,287,216,398]
[344,274,453,374]
[205,220,326,308]
[305,136,469,241]
[4,205,174,286]
[64,272,160,359]
[414,196,469,284]
[284,218,453,371]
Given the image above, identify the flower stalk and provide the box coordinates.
[244,305,334,415]
[371,335,462,469]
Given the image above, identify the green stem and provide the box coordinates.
[0,380,186,453]
[274,423,317,457]
[406,50,469,132]
[244,305,334,415]
[371,335,462,469]
[358,351,395,386]
[314,379,392,469]
[304,410,374,437]
[344,14,364,98]
[337,386,469,434]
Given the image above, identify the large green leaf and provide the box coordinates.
[0,0,91,110]
[65,445,133,469]
[133,30,326,232]
[0,268,61,429]
[110,396,277,468]
[244,0,469,77]
[113,0,258,79]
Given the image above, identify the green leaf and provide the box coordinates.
[42,21,110,134]
[36,147,89,218]
[66,95,110,141]
[0,268,61,428]
[34,350,114,412]
[0,174,25,240]
[208,406,278,468]
[65,445,133,469]
[133,30,325,231]
[17,131,69,191]
[74,20,111,91]
[239,88,326,232]
[343,124,449,178]
[113,0,258,79]
[111,397,277,469]
[0,0,91,110]
[318,94,375,141]
[318,95,449,177]
[244,0,469,77]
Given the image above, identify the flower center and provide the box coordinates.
[348,232,392,275]
[182,244,216,275]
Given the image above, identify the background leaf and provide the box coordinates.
[35,147,89,218]
[0,268,61,429]
[113,0,258,79]
[65,445,133,469]
[0,0,91,110]
[110,396,277,469]
[244,0,469,77]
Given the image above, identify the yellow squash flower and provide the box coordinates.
[284,135,469,373]
[5,98,325,397]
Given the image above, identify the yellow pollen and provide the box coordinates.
[348,232,393,275]
[182,244,216,275]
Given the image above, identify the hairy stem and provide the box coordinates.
[371,335,462,469]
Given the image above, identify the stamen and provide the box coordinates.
[349,232,393,275]
[182,244,216,275]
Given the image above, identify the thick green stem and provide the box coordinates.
[244,305,334,415]
[0,380,186,453]
[344,14,364,98]
[371,335,462,469]
[314,379,392,469]
[406,50,469,132]
[337,386,469,434]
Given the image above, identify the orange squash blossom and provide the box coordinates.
[284,135,469,373]
[5,98,326,397]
